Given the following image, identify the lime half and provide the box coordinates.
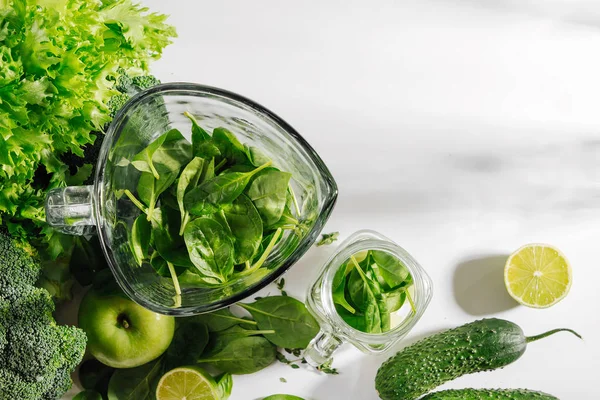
[504,244,572,309]
[156,366,219,400]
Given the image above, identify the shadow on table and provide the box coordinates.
[453,254,518,316]
[308,327,449,400]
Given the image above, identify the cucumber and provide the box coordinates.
[375,318,580,400]
[421,389,559,399]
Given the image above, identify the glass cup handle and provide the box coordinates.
[304,330,343,367]
[45,186,96,236]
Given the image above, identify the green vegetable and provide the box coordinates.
[107,359,163,400]
[316,232,339,246]
[177,157,206,234]
[0,0,175,259]
[130,214,151,266]
[240,296,320,349]
[246,169,292,226]
[0,231,86,399]
[421,389,559,400]
[198,335,277,375]
[151,207,192,268]
[78,358,115,396]
[73,390,103,400]
[263,395,305,400]
[131,129,192,181]
[213,127,248,166]
[375,318,582,400]
[184,217,235,283]
[215,373,233,400]
[191,307,258,332]
[164,321,210,370]
[184,161,272,214]
[220,194,263,264]
[333,252,413,334]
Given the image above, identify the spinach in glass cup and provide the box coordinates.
[332,250,415,334]
[124,113,307,304]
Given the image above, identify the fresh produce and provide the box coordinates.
[73,390,103,400]
[124,114,307,298]
[504,244,572,309]
[0,230,86,399]
[316,231,339,246]
[107,359,163,400]
[263,396,306,400]
[155,366,222,400]
[375,318,581,400]
[78,359,115,395]
[78,288,175,368]
[240,296,320,348]
[197,328,278,375]
[421,389,559,399]
[333,250,414,333]
[0,0,175,260]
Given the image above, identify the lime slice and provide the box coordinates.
[156,366,219,400]
[504,244,572,308]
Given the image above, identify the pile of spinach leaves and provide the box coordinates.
[124,113,307,302]
[332,250,415,334]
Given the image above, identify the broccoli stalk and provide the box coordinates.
[0,231,86,399]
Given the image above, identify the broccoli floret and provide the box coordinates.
[0,231,87,400]
[0,230,40,290]
[107,93,131,117]
[131,74,161,90]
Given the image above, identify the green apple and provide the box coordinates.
[78,289,175,368]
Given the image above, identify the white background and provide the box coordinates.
[72,1,600,399]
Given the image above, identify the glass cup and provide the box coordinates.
[304,230,433,365]
[45,83,338,315]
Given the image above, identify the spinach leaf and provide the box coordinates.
[131,129,191,179]
[107,359,162,400]
[213,127,248,165]
[205,325,276,356]
[370,250,411,290]
[130,214,151,266]
[183,217,235,283]
[79,358,114,395]
[332,261,355,314]
[151,207,193,268]
[246,169,292,226]
[239,296,320,349]
[346,259,383,333]
[177,157,205,234]
[184,111,221,159]
[220,194,263,264]
[73,391,103,400]
[184,161,272,215]
[164,321,209,370]
[244,144,271,167]
[382,287,407,313]
[177,270,222,287]
[215,373,233,400]
[335,304,367,332]
[262,395,305,400]
[197,335,276,375]
[149,253,186,278]
[191,308,258,332]
[137,163,178,219]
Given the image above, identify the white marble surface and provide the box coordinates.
[69,1,600,398]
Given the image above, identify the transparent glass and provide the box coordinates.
[45,83,338,315]
[304,230,432,365]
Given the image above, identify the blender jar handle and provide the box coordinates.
[45,186,96,235]
[304,330,343,367]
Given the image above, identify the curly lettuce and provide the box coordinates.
[0,0,176,257]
